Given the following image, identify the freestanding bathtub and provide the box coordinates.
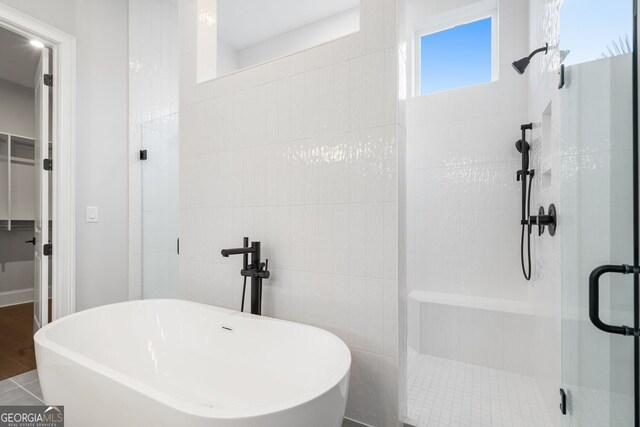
[34,299,351,427]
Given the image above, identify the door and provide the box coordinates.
[33,49,49,331]
[559,1,638,426]
[141,113,179,298]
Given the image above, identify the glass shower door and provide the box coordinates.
[141,113,179,298]
[560,1,638,425]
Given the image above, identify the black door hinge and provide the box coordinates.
[558,64,565,89]
[43,158,52,171]
[44,74,53,87]
[43,243,52,256]
[559,388,567,415]
[140,150,148,160]
[177,238,180,255]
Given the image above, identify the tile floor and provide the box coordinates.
[0,370,43,406]
[407,348,552,427]
[0,302,40,378]
[1,354,560,427]
[1,371,380,427]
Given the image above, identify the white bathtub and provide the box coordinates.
[34,299,351,427]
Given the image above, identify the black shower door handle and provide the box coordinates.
[589,264,638,336]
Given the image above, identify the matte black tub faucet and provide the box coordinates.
[221,237,270,315]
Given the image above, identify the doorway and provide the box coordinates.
[0,3,76,382]
[0,25,51,378]
[0,3,76,328]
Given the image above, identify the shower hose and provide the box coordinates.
[520,172,533,281]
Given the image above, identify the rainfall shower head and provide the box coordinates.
[512,43,549,75]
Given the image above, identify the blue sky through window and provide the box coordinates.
[420,17,492,95]
[560,0,632,66]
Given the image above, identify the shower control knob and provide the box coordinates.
[529,204,557,236]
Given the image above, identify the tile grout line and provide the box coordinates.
[19,386,43,404]
[12,380,44,404]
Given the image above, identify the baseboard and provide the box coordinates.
[0,288,33,308]
[343,418,373,427]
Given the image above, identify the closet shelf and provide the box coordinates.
[0,220,51,231]
[1,131,38,231]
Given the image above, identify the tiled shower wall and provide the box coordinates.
[129,0,180,299]
[404,0,563,424]
[405,0,533,372]
[178,0,403,425]
[406,0,530,304]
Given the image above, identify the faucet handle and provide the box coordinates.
[256,259,270,279]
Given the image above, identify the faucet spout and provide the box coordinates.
[221,247,256,257]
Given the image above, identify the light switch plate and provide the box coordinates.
[86,206,99,223]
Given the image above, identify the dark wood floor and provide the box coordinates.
[0,302,41,379]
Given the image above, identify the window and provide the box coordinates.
[419,16,495,95]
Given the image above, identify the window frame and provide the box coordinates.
[415,5,499,96]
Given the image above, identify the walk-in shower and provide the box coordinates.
[405,0,639,426]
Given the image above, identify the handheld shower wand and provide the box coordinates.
[515,124,557,281]
[517,124,534,281]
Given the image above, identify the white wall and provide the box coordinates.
[179,0,401,425]
[0,0,130,311]
[216,37,237,77]
[0,228,33,292]
[0,79,34,138]
[235,7,360,71]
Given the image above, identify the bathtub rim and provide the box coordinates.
[34,298,352,420]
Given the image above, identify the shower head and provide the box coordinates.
[511,57,531,75]
[515,139,530,170]
[515,139,529,153]
[512,43,549,75]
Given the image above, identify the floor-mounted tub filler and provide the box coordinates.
[34,300,351,427]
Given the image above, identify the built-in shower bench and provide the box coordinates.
[408,290,536,376]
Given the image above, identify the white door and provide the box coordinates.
[33,50,49,331]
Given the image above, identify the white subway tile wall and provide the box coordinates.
[405,0,531,375]
[179,0,402,425]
